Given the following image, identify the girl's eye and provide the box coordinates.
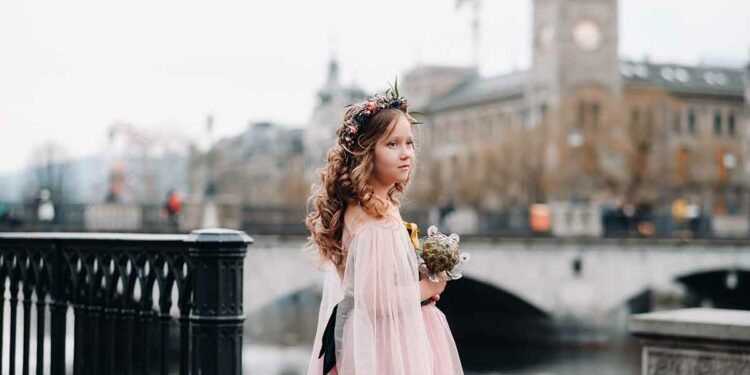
[387,142,397,148]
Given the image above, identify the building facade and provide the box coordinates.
[405,0,750,216]
[188,121,306,206]
[303,59,366,181]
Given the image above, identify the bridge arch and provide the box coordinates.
[675,268,750,310]
[438,276,552,346]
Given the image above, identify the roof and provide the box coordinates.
[423,60,747,113]
[620,60,746,99]
[427,70,527,112]
[407,65,478,77]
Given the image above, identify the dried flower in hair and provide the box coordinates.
[338,78,412,149]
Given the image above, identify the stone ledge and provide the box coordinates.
[630,308,750,342]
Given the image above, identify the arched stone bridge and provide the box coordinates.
[245,236,750,321]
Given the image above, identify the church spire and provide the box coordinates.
[326,57,340,87]
[326,33,340,87]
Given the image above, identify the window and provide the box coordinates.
[437,122,444,144]
[728,112,736,136]
[591,102,600,129]
[578,102,586,128]
[645,108,654,127]
[631,108,640,127]
[519,108,529,129]
[714,110,722,136]
[672,110,682,134]
[688,109,696,134]
[474,119,481,142]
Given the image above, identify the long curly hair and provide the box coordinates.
[306,106,417,269]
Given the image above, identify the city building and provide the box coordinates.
[403,0,750,217]
[189,121,306,205]
[303,59,366,181]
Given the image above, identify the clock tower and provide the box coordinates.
[527,0,622,201]
[527,0,621,114]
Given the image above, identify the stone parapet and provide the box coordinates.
[630,308,750,374]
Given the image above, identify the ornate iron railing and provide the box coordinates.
[0,228,251,375]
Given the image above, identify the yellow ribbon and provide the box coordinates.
[403,221,420,250]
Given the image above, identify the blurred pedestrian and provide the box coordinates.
[163,189,182,230]
[37,189,55,230]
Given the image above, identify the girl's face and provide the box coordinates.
[370,114,415,188]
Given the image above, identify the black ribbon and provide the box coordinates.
[319,300,431,374]
[319,303,339,375]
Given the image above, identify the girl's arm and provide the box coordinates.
[336,223,435,373]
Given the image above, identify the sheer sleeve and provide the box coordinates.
[333,217,434,375]
[306,263,343,375]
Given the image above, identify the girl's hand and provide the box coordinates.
[434,274,447,294]
[432,271,448,294]
[419,272,447,301]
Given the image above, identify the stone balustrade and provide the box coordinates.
[630,308,750,374]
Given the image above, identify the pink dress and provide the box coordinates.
[307,204,464,375]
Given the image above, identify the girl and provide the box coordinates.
[305,86,463,374]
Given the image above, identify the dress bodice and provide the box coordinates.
[337,201,403,280]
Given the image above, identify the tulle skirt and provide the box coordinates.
[312,303,463,375]
[421,303,464,375]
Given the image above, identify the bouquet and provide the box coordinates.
[404,222,470,282]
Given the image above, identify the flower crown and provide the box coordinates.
[339,80,411,149]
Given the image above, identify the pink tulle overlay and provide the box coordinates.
[421,303,464,374]
[307,206,463,375]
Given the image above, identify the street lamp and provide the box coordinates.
[204,114,217,199]
[202,113,219,228]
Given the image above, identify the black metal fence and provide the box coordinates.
[0,228,251,375]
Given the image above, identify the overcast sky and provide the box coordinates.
[1,0,748,173]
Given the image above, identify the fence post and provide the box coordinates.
[48,243,67,375]
[186,228,252,375]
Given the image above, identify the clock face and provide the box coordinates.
[573,20,602,52]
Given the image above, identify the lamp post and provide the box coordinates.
[202,113,219,228]
[204,114,216,199]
